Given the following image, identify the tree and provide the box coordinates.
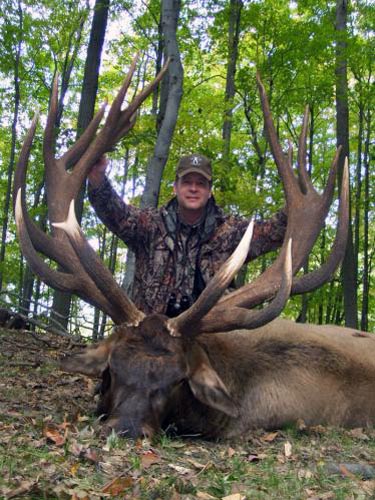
[50,0,110,330]
[0,0,23,291]
[335,0,358,328]
[123,0,183,294]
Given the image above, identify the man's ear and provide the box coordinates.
[60,342,110,377]
[186,343,239,418]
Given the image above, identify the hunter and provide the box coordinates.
[88,154,287,317]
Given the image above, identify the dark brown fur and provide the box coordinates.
[61,316,375,439]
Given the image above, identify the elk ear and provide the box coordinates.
[186,344,239,418]
[60,342,110,377]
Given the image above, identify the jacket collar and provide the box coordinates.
[162,196,225,247]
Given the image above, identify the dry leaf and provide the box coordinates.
[261,431,279,442]
[102,476,134,495]
[70,490,90,500]
[3,480,36,499]
[196,491,217,499]
[347,428,369,440]
[246,453,267,462]
[70,462,80,477]
[361,480,375,495]
[141,450,161,468]
[43,423,66,446]
[221,494,246,500]
[168,464,193,475]
[186,458,207,470]
[284,441,292,458]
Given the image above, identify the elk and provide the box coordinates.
[14,60,375,440]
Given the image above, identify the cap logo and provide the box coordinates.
[191,155,202,166]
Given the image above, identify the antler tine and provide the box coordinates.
[322,146,341,210]
[12,114,39,210]
[70,57,170,191]
[168,221,254,337]
[296,106,314,195]
[53,200,145,326]
[60,102,107,170]
[100,53,140,133]
[115,58,171,136]
[256,72,299,197]
[291,157,349,294]
[212,238,293,333]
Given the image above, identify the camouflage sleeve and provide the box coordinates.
[248,209,287,260]
[88,177,149,250]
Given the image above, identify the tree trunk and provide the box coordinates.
[140,0,183,209]
[50,0,109,330]
[360,106,371,331]
[123,0,183,294]
[335,0,357,327]
[222,0,242,167]
[0,0,22,292]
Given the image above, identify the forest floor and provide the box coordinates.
[0,326,375,500]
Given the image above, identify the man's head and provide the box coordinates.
[173,154,213,223]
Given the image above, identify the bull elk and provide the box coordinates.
[14,60,375,439]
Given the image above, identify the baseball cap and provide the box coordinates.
[176,154,212,181]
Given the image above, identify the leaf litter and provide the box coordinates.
[0,326,375,499]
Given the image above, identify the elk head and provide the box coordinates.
[14,67,349,438]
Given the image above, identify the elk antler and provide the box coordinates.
[171,74,349,336]
[14,56,168,325]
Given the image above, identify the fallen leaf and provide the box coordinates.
[102,476,134,495]
[141,450,161,468]
[168,464,193,475]
[186,458,208,470]
[196,491,217,499]
[361,480,375,495]
[284,441,292,458]
[70,462,80,477]
[261,431,279,442]
[3,480,36,499]
[70,489,90,499]
[347,428,369,440]
[221,494,246,500]
[43,423,66,446]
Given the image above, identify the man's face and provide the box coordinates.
[173,173,212,213]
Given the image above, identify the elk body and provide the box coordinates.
[14,58,373,440]
[61,316,375,439]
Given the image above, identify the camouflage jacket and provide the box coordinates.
[88,178,287,315]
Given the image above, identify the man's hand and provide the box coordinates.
[88,156,108,188]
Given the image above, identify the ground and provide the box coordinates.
[0,326,374,500]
